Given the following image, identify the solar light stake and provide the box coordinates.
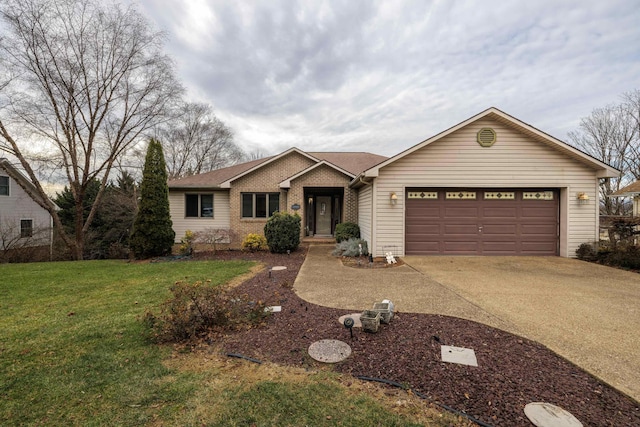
[343,317,355,340]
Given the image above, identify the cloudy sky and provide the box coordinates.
[136,0,640,157]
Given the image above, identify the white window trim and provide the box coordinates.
[20,218,33,238]
[0,175,9,196]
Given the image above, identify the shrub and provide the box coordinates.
[242,233,267,252]
[334,222,360,243]
[195,228,237,253]
[332,238,368,257]
[143,280,270,343]
[599,245,640,270]
[264,211,301,253]
[179,230,195,255]
[575,242,596,261]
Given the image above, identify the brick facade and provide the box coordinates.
[229,152,356,245]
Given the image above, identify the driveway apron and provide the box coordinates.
[294,245,640,402]
[404,256,640,402]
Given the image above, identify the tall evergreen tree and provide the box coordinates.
[130,139,175,258]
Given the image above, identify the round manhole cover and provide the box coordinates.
[524,402,583,427]
[308,339,352,363]
[338,313,362,328]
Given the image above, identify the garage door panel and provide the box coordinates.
[405,188,558,256]
[521,242,558,254]
[521,206,557,217]
[444,241,479,252]
[482,207,518,217]
[482,242,517,254]
[406,206,441,219]
[444,224,478,234]
[445,206,479,218]
[482,224,517,235]
[521,224,557,236]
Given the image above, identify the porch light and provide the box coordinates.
[390,192,398,205]
[577,192,589,203]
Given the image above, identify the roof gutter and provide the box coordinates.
[349,174,373,189]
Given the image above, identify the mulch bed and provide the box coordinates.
[193,246,640,426]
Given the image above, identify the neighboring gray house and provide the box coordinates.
[0,159,53,260]
[168,108,620,258]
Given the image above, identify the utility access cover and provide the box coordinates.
[308,339,351,363]
[441,345,478,367]
[524,402,583,427]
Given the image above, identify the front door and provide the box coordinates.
[315,196,332,236]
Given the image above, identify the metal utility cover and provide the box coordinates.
[524,402,583,427]
[441,345,478,367]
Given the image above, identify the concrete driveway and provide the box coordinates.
[294,245,640,401]
[404,255,640,402]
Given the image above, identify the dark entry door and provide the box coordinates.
[315,196,332,235]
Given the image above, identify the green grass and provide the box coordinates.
[0,259,457,426]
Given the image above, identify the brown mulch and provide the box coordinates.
[193,246,640,427]
[340,255,405,268]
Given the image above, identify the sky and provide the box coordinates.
[135,0,640,158]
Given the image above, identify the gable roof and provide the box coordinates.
[610,181,640,197]
[167,149,387,190]
[0,158,50,207]
[279,160,355,188]
[353,107,620,185]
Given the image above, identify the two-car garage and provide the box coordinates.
[405,188,559,255]
[353,108,620,258]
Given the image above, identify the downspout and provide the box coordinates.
[356,174,374,256]
[49,214,54,261]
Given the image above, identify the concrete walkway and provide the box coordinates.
[294,244,640,402]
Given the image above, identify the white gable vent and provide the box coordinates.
[477,128,496,147]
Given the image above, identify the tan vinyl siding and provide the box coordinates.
[372,117,600,257]
[169,190,231,242]
[357,184,373,245]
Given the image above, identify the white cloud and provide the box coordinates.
[137,0,640,157]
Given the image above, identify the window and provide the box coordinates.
[20,219,33,238]
[185,194,214,218]
[241,193,279,218]
[0,176,8,196]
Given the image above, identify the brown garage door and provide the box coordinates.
[405,189,559,255]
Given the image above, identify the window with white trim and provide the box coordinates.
[0,176,9,196]
[20,219,33,238]
[241,193,279,218]
[185,194,214,218]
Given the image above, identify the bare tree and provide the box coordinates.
[156,102,243,179]
[195,228,238,254]
[622,89,640,180]
[244,149,267,161]
[568,103,636,215]
[0,0,182,259]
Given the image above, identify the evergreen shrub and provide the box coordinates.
[334,222,360,243]
[264,212,301,253]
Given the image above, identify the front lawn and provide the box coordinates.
[0,259,453,426]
